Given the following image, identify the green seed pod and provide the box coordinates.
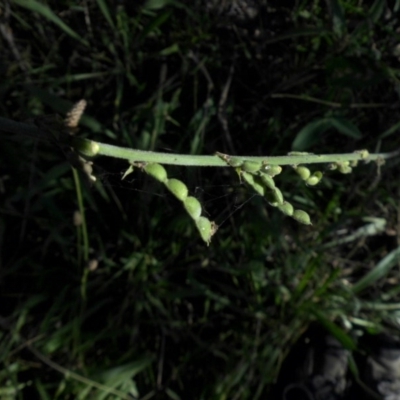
[72,137,99,157]
[292,209,312,225]
[306,176,319,186]
[252,180,265,196]
[272,187,284,205]
[265,190,277,206]
[183,196,202,220]
[259,173,275,189]
[145,163,168,183]
[242,161,261,173]
[341,166,352,174]
[278,201,294,216]
[337,163,352,174]
[263,165,282,177]
[306,171,323,186]
[241,171,255,185]
[195,216,212,245]
[267,187,284,206]
[166,179,188,202]
[295,165,311,180]
[242,172,264,195]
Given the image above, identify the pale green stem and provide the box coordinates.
[78,138,399,166]
[1,116,399,166]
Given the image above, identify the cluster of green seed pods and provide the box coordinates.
[294,165,323,186]
[216,154,312,225]
[141,148,373,233]
[327,150,370,174]
[144,163,216,245]
[215,150,372,227]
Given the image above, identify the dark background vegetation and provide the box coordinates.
[1,0,400,398]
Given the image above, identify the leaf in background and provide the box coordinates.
[139,10,172,41]
[292,116,361,150]
[97,358,154,400]
[165,387,181,400]
[379,120,400,138]
[292,118,332,150]
[160,43,180,56]
[328,0,346,36]
[144,0,171,10]
[11,0,89,46]
[352,246,400,294]
[95,0,115,29]
[311,309,357,350]
[369,0,386,22]
[329,116,362,139]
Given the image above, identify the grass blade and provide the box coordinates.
[328,0,346,36]
[329,116,362,139]
[352,246,400,294]
[95,0,115,29]
[379,120,400,138]
[311,309,357,350]
[11,0,89,46]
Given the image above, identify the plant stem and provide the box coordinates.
[82,138,399,166]
[2,116,399,166]
[72,168,90,303]
[72,168,89,263]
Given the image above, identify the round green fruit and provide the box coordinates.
[184,196,202,220]
[145,163,168,183]
[166,179,188,202]
[292,209,312,225]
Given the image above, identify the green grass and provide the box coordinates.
[1,0,400,399]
